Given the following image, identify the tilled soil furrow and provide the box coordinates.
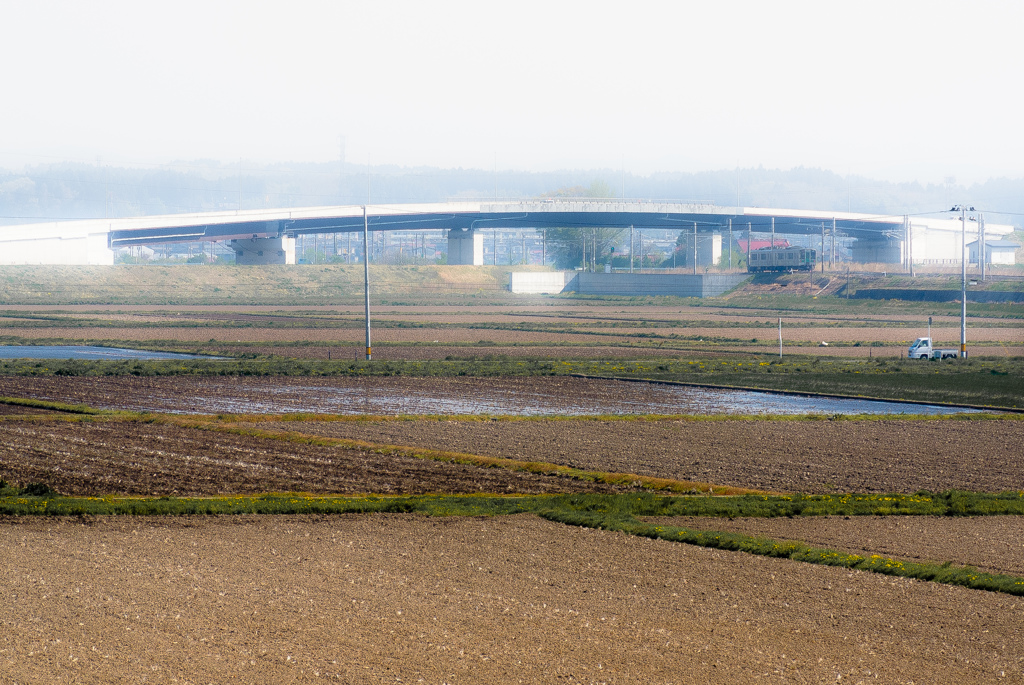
[0,420,623,496]
[248,416,1024,495]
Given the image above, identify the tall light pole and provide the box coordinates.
[950,205,974,359]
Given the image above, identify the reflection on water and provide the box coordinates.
[183,382,982,416]
[0,346,222,360]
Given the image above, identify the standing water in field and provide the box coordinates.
[20,375,982,416]
[197,379,982,416]
[0,346,223,360]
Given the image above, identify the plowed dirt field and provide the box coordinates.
[246,416,1024,495]
[2,515,1022,684]
[0,419,623,497]
[2,372,1022,683]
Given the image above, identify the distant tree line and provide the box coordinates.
[2,161,1022,232]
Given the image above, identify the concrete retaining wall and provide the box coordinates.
[567,273,749,298]
[509,271,576,294]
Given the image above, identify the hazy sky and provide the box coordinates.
[2,0,1022,184]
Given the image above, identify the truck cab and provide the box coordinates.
[907,337,958,360]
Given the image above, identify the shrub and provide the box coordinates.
[20,482,60,497]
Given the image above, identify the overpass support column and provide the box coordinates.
[851,236,902,264]
[447,228,484,265]
[230,236,296,265]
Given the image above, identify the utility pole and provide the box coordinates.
[728,219,733,270]
[591,228,596,272]
[820,222,825,273]
[831,217,836,266]
[692,222,697,275]
[961,207,967,358]
[905,215,914,277]
[363,205,372,361]
[979,213,986,281]
[950,204,975,359]
[746,222,752,265]
[959,206,968,358]
[629,225,634,273]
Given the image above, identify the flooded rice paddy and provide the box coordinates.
[0,357,986,416]
[0,345,221,361]
[177,378,980,416]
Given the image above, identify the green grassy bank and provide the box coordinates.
[2,488,1022,597]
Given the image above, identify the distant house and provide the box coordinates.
[967,239,1018,266]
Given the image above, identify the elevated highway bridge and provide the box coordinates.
[0,200,1010,267]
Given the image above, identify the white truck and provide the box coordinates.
[907,337,959,360]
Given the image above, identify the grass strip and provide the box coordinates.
[3,491,1021,518]
[2,490,1022,596]
[541,491,1024,519]
[538,505,1024,597]
[0,396,111,415]
[0,492,546,517]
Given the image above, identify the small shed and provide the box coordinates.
[967,239,1019,266]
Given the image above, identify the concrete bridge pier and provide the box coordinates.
[447,228,484,265]
[679,231,723,267]
[851,236,903,264]
[230,236,296,265]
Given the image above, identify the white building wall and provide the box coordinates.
[969,242,1018,265]
[991,248,1017,265]
[0,221,114,265]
